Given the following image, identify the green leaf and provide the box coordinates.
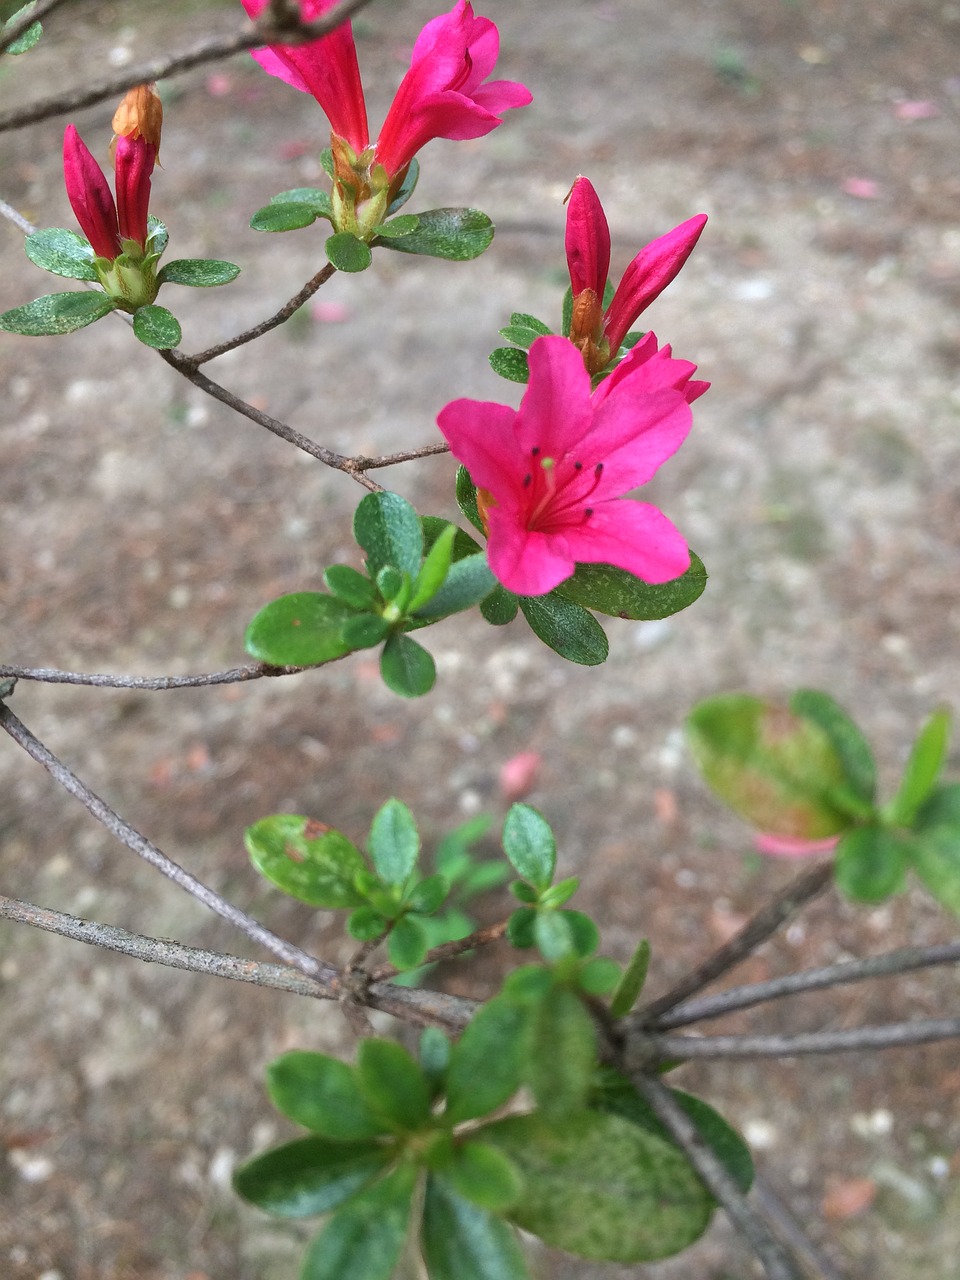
[577,956,621,995]
[445,995,530,1124]
[300,1165,417,1280]
[376,565,405,602]
[24,228,97,281]
[244,591,358,666]
[232,1137,391,1217]
[422,1177,530,1280]
[408,523,456,613]
[502,804,556,890]
[341,613,390,649]
[372,213,419,239]
[319,147,335,180]
[0,290,115,336]
[146,215,168,255]
[411,552,496,620]
[347,906,389,941]
[267,1052,389,1139]
[911,786,960,915]
[354,491,423,581]
[368,798,420,886]
[835,824,909,902]
[561,285,574,337]
[271,186,333,210]
[537,876,579,909]
[687,693,857,837]
[592,1070,754,1196]
[498,323,545,351]
[506,906,537,948]
[245,814,367,908]
[132,303,181,349]
[380,632,436,697]
[610,938,651,1017]
[419,1026,450,1092]
[405,873,448,915]
[324,563,379,609]
[524,986,597,1117]
[555,553,708,621]
[250,201,327,232]
[455,464,484,535]
[445,1141,523,1211]
[789,689,877,805]
[386,157,419,215]
[510,880,538,904]
[3,3,41,53]
[556,908,599,958]
[486,1111,713,1262]
[519,593,609,665]
[421,515,482,561]
[435,814,492,877]
[887,707,952,827]
[480,585,519,625]
[376,207,494,261]
[325,231,373,272]
[356,1038,431,1131]
[489,346,530,383]
[157,258,241,287]
[387,914,429,969]
[510,312,552,336]
[534,910,577,961]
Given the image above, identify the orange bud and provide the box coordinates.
[112,84,163,151]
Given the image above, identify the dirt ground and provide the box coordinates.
[1,0,960,1276]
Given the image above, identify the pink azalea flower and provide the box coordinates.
[565,176,707,374]
[437,334,704,597]
[241,0,531,182]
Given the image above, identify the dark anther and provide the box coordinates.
[531,446,540,456]
[594,462,604,477]
[523,473,532,487]
[574,461,583,471]
[584,507,594,518]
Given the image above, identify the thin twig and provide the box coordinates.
[0,662,309,690]
[0,0,379,135]
[0,0,71,57]
[369,918,510,983]
[184,264,337,367]
[0,195,36,234]
[0,702,338,985]
[353,442,451,472]
[655,941,960,1030]
[631,1017,960,1061]
[753,1175,851,1280]
[631,1073,805,1280]
[634,862,834,1026]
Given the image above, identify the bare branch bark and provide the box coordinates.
[368,918,509,983]
[753,1175,852,1280]
[630,1017,960,1062]
[0,662,310,690]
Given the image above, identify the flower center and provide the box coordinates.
[523,446,604,532]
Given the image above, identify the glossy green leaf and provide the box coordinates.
[445,995,529,1125]
[911,784,960,916]
[687,693,856,838]
[502,804,556,890]
[790,689,877,804]
[356,1038,431,1131]
[157,258,240,287]
[555,553,708,620]
[592,1070,754,1195]
[411,552,496,620]
[244,591,358,666]
[385,158,419,215]
[520,593,608,665]
[0,290,115,336]
[405,873,448,915]
[455,464,484,535]
[132,303,181,349]
[354,491,423,580]
[835,824,909,902]
[422,1176,530,1280]
[524,986,597,1117]
[387,914,429,969]
[250,201,327,232]
[887,707,952,826]
[510,311,552,336]
[489,346,530,383]
[300,1164,417,1280]
[610,938,651,1017]
[380,632,436,697]
[325,231,373,272]
[376,207,494,260]
[24,228,97,280]
[407,522,456,613]
[421,514,482,560]
[271,186,333,210]
[323,563,379,609]
[446,1141,523,1211]
[267,1051,388,1139]
[232,1137,390,1217]
[376,565,405,602]
[498,323,545,351]
[372,214,419,239]
[340,613,390,649]
[368,798,419,886]
[245,814,367,908]
[145,215,168,255]
[480,584,519,624]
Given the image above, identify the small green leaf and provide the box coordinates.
[489,346,530,383]
[422,1177,531,1280]
[455,464,484,535]
[481,585,519,625]
[157,258,241,287]
[419,1026,451,1091]
[146,215,168,255]
[534,910,576,961]
[267,1051,389,1139]
[557,909,599,958]
[561,285,574,337]
[387,914,429,970]
[524,986,597,1117]
[300,1164,417,1280]
[537,876,579,909]
[502,804,556,890]
[506,906,537,948]
[250,201,327,232]
[380,632,436,697]
[0,290,115,336]
[325,231,373,272]
[3,3,42,53]
[911,787,960,916]
[376,207,494,260]
[324,564,379,609]
[790,689,877,805]
[245,814,367,908]
[341,613,390,649]
[354,491,424,581]
[386,157,419,215]
[445,1142,523,1211]
[132,303,181,349]
[232,1137,391,1217]
[409,523,456,613]
[510,880,539,904]
[356,1038,431,1131]
[347,906,389,941]
[519,593,609,665]
[244,591,358,666]
[445,995,530,1124]
[24,228,97,280]
[555,553,708,621]
[405,873,448,915]
[497,323,545,350]
[610,938,651,1017]
[319,147,335,179]
[835,824,909,902]
[372,214,419,239]
[510,312,552,336]
[411,552,496,620]
[376,565,405,602]
[887,707,952,827]
[578,956,621,995]
[368,798,420,886]
[271,186,333,210]
[421,515,482,561]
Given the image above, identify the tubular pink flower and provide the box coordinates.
[438,335,700,597]
[114,134,157,250]
[63,125,121,260]
[565,176,707,373]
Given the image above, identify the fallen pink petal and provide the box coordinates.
[893,99,940,120]
[499,751,542,803]
[754,832,842,859]
[841,176,881,199]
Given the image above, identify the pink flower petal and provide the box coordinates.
[486,515,576,596]
[603,213,708,355]
[62,125,120,259]
[565,176,611,300]
[562,501,690,583]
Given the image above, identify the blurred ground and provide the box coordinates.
[1,0,960,1277]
